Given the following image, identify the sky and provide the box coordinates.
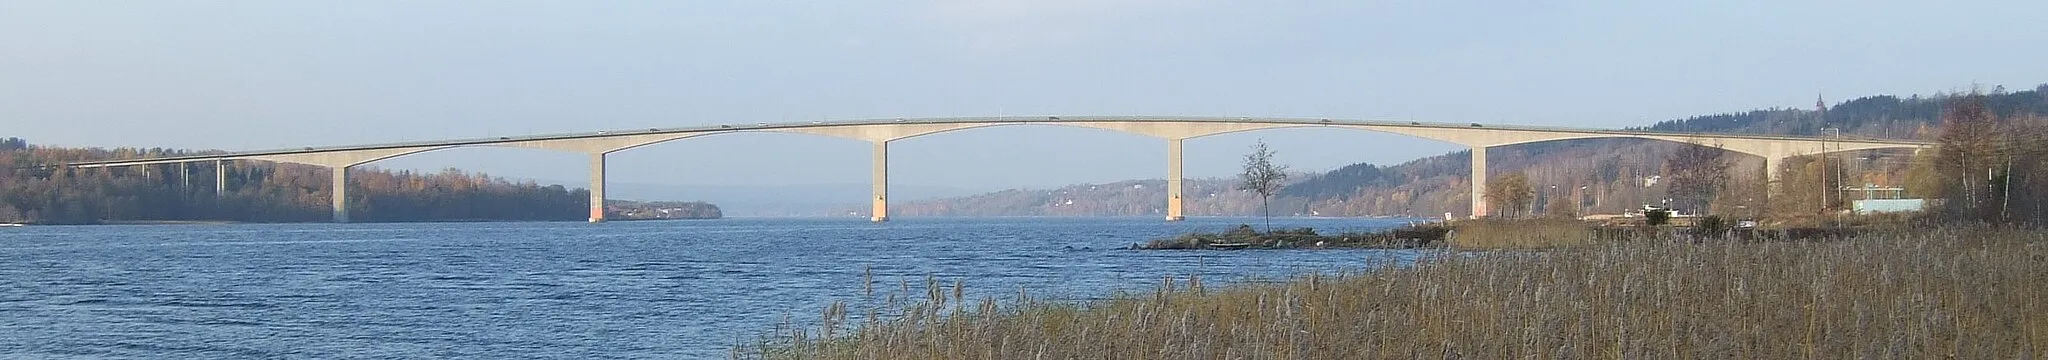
[3,1,2045,194]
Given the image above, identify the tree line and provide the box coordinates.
[1921,93,2047,223]
[0,139,593,224]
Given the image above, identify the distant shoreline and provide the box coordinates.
[95,220,240,225]
[604,217,721,222]
[34,215,1414,226]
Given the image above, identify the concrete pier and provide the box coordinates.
[1470,146,1488,218]
[215,160,227,197]
[1166,138,1185,221]
[331,166,350,223]
[871,141,889,222]
[589,153,607,223]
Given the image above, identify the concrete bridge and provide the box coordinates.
[56,116,1932,223]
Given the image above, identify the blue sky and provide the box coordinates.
[3,1,2044,191]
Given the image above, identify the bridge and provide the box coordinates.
[55,116,1932,223]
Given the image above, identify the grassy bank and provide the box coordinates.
[741,228,2048,359]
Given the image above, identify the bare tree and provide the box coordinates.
[1665,142,1731,215]
[1935,93,2001,221]
[2008,115,2048,223]
[1544,191,1579,219]
[1238,140,1289,232]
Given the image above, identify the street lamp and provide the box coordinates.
[1549,185,1558,216]
[1578,185,1589,218]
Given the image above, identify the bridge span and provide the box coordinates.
[56,116,1931,223]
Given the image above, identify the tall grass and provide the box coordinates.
[1448,218,1598,249]
[739,228,2048,359]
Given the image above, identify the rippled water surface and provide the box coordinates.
[1,217,1426,358]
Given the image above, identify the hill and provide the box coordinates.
[895,84,2048,218]
[877,178,1277,217]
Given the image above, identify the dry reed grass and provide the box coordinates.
[738,228,2048,359]
[1448,218,1599,249]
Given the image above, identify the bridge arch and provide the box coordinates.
[54,115,1935,223]
[779,122,1184,221]
[240,146,458,168]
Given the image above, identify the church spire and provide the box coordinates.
[1815,93,1828,125]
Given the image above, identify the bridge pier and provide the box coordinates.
[589,153,607,223]
[1762,154,1784,200]
[215,159,227,197]
[331,165,350,223]
[1470,145,1489,219]
[1166,138,1185,221]
[871,141,889,222]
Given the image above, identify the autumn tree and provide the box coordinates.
[1768,155,1847,223]
[1485,172,1533,219]
[1902,149,1943,200]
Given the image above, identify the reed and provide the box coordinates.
[739,228,2048,359]
[1448,218,1599,249]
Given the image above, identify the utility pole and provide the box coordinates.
[1816,96,1832,223]
[1820,128,1836,215]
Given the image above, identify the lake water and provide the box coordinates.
[0,217,1427,358]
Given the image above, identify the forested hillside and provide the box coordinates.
[895,84,2048,220]
[1296,85,2048,219]
[0,139,594,224]
[882,178,1272,217]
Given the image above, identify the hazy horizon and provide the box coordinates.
[5,1,2044,191]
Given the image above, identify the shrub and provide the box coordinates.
[1692,215,1729,238]
[1645,209,1672,226]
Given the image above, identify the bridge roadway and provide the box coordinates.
[57,116,1932,223]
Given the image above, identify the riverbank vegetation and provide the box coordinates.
[741,227,2047,359]
[736,89,2048,358]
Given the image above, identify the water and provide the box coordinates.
[0,217,1428,358]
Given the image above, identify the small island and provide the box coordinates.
[1139,223,1449,250]
[604,200,723,220]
